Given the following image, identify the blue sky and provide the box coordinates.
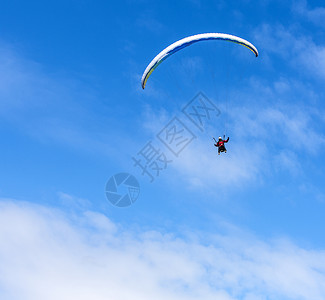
[1,0,325,299]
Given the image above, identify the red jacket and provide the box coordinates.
[215,137,229,147]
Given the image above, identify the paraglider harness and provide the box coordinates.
[213,136,229,154]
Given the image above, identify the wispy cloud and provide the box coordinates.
[0,199,325,300]
[57,192,92,210]
[254,24,325,80]
[293,0,325,28]
[171,138,265,188]
[135,13,165,34]
[155,99,325,191]
[0,42,127,159]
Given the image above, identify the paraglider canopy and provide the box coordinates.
[141,33,259,89]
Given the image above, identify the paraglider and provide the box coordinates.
[141,33,258,156]
[213,136,229,155]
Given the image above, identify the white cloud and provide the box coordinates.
[1,199,325,300]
